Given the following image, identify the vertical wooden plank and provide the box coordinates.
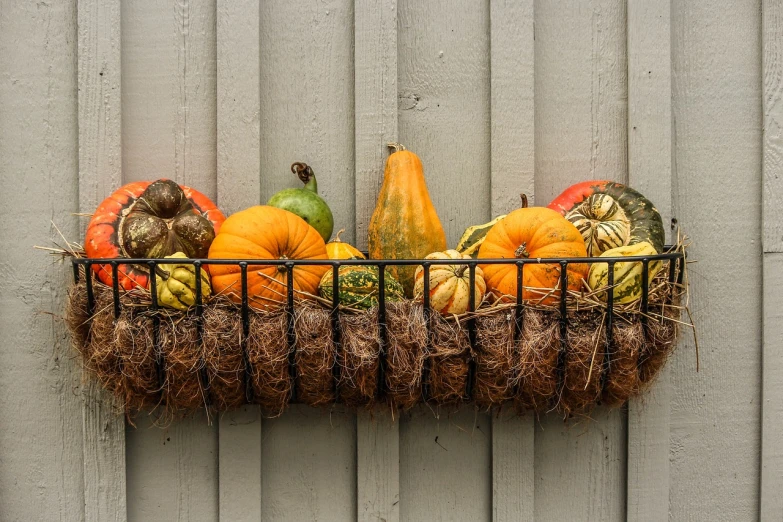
[761,0,783,517]
[489,1,535,521]
[399,409,492,521]
[121,2,220,521]
[396,2,492,519]
[764,0,783,255]
[670,0,761,519]
[261,407,357,522]
[258,1,358,520]
[354,1,400,522]
[216,2,262,520]
[397,0,492,246]
[533,1,627,520]
[0,1,86,519]
[77,1,127,521]
[625,1,672,520]
[762,254,783,518]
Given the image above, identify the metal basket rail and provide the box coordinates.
[71,248,685,405]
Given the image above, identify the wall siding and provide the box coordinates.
[0,0,774,520]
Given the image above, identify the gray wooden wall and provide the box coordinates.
[0,0,778,520]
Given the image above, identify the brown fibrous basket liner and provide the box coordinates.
[64,277,684,421]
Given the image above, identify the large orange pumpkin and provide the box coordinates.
[208,206,329,310]
[477,206,588,305]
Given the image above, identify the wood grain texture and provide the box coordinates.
[125,415,219,522]
[354,0,398,251]
[762,253,783,518]
[121,0,217,195]
[762,1,783,516]
[217,0,261,215]
[216,3,262,519]
[354,2,400,521]
[489,1,536,520]
[261,406,356,522]
[399,408,492,521]
[764,0,783,253]
[492,409,534,522]
[625,0,672,519]
[259,0,356,242]
[217,407,262,520]
[77,1,127,520]
[397,0,491,247]
[121,2,220,521]
[533,2,627,520]
[670,0,762,519]
[0,2,85,519]
[357,410,400,522]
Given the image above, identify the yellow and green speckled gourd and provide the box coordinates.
[368,143,447,297]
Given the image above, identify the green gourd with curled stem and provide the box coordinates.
[267,162,334,242]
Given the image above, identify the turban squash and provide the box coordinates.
[478,206,588,305]
[208,205,329,310]
[547,180,665,256]
[84,180,225,289]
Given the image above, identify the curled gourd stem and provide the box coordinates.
[291,162,314,185]
[331,228,346,243]
[387,142,407,153]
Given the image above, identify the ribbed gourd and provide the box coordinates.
[319,265,404,310]
[587,241,663,304]
[413,250,486,315]
[368,143,447,297]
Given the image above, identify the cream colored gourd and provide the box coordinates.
[587,241,662,304]
[156,252,212,311]
[413,250,486,315]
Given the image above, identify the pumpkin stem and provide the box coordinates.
[387,142,407,153]
[291,162,317,193]
[154,266,170,280]
[520,193,528,209]
[515,242,530,258]
[456,264,469,278]
[332,228,345,243]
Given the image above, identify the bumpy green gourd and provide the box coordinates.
[319,265,404,310]
[267,162,334,242]
[156,252,212,311]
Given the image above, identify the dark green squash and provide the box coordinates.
[318,265,404,310]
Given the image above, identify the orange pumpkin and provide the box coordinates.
[208,206,329,310]
[477,206,588,305]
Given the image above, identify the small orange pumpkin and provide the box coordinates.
[477,204,588,305]
[208,206,329,310]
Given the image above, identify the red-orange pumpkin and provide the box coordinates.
[477,206,588,305]
[84,180,225,289]
[208,206,329,310]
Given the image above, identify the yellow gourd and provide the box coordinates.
[156,252,212,311]
[325,229,366,260]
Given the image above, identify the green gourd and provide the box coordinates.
[267,162,334,242]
